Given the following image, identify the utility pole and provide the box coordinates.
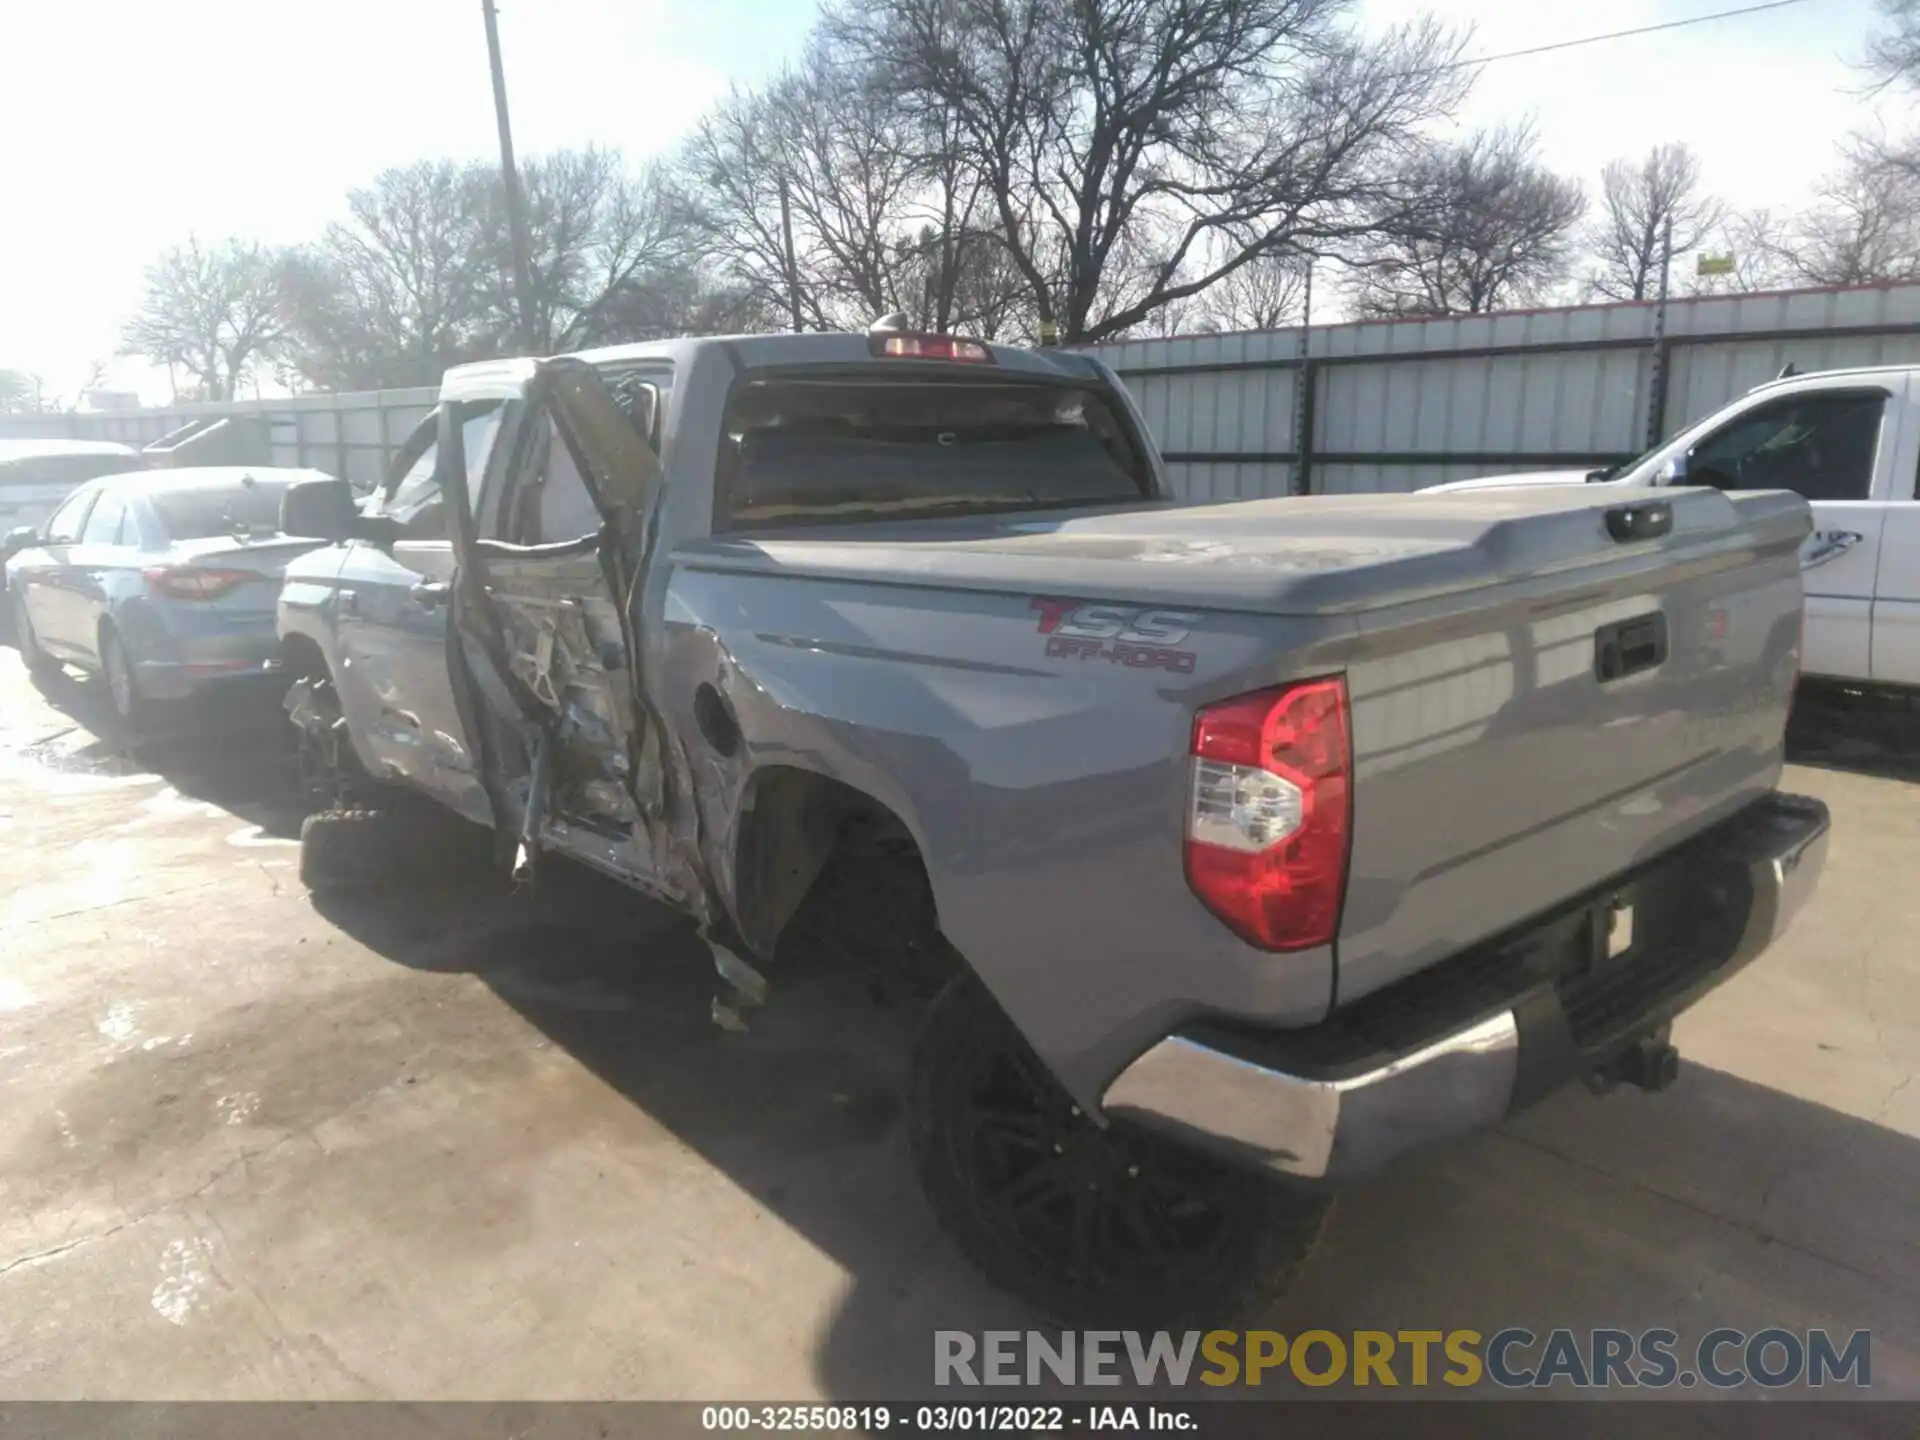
[777,173,805,332]
[1644,214,1675,451]
[1290,259,1315,496]
[482,0,539,353]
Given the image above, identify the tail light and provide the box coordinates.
[868,333,993,362]
[1185,677,1352,952]
[144,567,257,601]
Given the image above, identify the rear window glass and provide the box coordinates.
[717,376,1151,531]
[152,479,295,540]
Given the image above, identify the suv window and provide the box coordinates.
[1687,392,1884,502]
[45,491,95,543]
[0,454,137,491]
[80,492,127,545]
[715,376,1152,532]
[382,402,505,538]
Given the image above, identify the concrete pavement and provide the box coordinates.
[0,654,1915,1401]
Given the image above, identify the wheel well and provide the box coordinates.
[279,632,329,682]
[733,767,958,989]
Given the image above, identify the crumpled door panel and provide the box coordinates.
[482,549,645,842]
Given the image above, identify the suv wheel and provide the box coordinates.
[909,975,1329,1327]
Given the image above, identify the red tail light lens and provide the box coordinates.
[1185,677,1352,952]
[144,567,256,601]
[868,333,993,362]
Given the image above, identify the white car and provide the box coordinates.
[1425,365,1920,691]
[0,438,145,536]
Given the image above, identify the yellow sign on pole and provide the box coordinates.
[1696,254,1736,277]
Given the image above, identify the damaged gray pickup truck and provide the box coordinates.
[275,328,1829,1324]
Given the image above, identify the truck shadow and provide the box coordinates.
[307,859,1920,1404]
[1788,684,1920,783]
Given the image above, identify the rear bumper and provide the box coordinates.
[1101,791,1829,1182]
[134,654,282,700]
[126,619,282,700]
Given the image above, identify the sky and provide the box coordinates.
[0,0,1905,404]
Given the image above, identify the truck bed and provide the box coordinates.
[673,482,1808,1070]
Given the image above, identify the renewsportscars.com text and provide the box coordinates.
[934,1328,1872,1390]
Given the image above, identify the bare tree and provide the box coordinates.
[1191,252,1310,331]
[121,237,289,400]
[681,82,831,330]
[279,150,695,390]
[484,149,691,351]
[1585,143,1723,301]
[837,0,1469,344]
[1862,0,1920,91]
[1687,209,1797,294]
[278,160,494,391]
[680,45,1019,336]
[0,369,51,414]
[1718,141,1920,288]
[584,267,782,340]
[1349,125,1586,318]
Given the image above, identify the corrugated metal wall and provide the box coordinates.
[10,283,1920,498]
[1093,282,1920,500]
[0,388,437,491]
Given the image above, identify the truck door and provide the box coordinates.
[441,358,667,882]
[1674,380,1895,683]
[1870,377,1920,687]
[331,402,506,824]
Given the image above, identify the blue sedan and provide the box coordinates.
[6,466,336,730]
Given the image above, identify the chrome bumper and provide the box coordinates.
[1102,792,1830,1182]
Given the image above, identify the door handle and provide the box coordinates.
[411,581,450,608]
[1803,530,1864,570]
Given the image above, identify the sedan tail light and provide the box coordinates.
[144,567,257,601]
[1185,677,1352,952]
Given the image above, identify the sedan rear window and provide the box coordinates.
[716,376,1151,532]
[152,479,295,540]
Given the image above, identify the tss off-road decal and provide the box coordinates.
[1031,597,1203,674]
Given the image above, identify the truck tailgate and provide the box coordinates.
[1333,485,1809,1004]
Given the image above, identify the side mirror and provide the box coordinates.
[281,477,361,543]
[1656,455,1687,486]
[4,525,39,553]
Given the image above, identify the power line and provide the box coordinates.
[1429,0,1814,77]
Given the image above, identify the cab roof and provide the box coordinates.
[1747,362,1920,396]
[434,332,1105,404]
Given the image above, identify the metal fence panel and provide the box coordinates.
[1095,282,1920,497]
[12,285,1920,504]
[0,387,439,487]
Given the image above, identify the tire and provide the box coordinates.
[13,590,60,677]
[98,626,150,733]
[299,804,493,895]
[909,975,1330,1327]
